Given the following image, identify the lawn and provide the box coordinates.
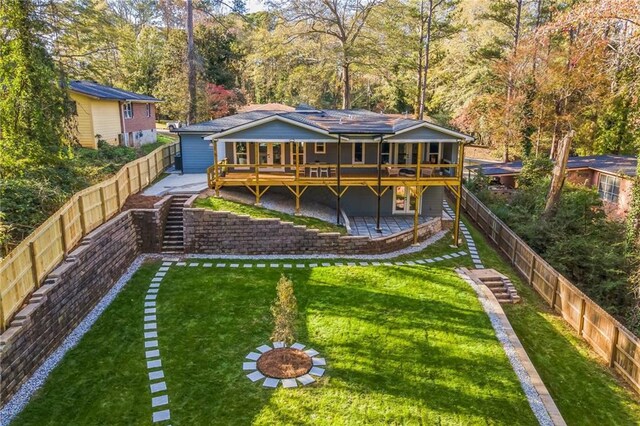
[12,262,537,425]
[195,196,348,235]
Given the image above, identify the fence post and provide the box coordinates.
[78,195,88,235]
[578,298,587,336]
[550,274,559,310]
[99,186,107,222]
[29,241,40,288]
[528,255,536,285]
[59,215,68,254]
[511,238,518,263]
[127,166,133,195]
[137,161,143,189]
[0,290,4,332]
[115,176,121,208]
[609,325,620,368]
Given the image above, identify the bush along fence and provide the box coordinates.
[0,143,179,332]
[459,186,640,395]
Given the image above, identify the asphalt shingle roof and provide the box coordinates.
[174,107,471,138]
[468,155,637,177]
[69,80,161,102]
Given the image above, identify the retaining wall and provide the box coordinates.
[0,212,141,403]
[183,202,449,255]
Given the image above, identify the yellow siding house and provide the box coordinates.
[69,81,161,149]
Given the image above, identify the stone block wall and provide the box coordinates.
[130,195,172,252]
[0,212,141,404]
[183,206,448,255]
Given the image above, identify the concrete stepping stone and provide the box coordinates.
[297,374,315,385]
[290,343,305,350]
[273,341,286,348]
[152,409,170,423]
[263,378,279,388]
[312,358,326,366]
[282,379,297,388]
[309,367,325,377]
[246,352,261,361]
[304,348,319,357]
[246,371,265,382]
[243,362,257,370]
[257,344,272,353]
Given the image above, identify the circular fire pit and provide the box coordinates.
[244,342,326,388]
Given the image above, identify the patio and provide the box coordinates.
[348,216,432,238]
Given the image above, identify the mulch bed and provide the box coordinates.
[257,348,312,379]
[121,194,164,211]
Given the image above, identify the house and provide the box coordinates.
[173,106,473,242]
[68,81,161,149]
[468,155,637,219]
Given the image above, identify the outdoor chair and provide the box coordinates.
[387,166,400,177]
[308,166,319,177]
[320,166,330,177]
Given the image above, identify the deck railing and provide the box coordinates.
[0,142,179,332]
[459,186,640,395]
[207,161,459,187]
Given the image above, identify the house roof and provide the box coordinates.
[468,155,638,178]
[174,107,474,141]
[69,80,161,102]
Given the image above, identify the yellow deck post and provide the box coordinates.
[453,141,465,246]
[295,141,301,215]
[213,139,219,197]
[254,142,261,205]
[413,186,421,245]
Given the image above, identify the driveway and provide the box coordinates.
[143,173,208,196]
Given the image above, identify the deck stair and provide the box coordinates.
[467,269,521,304]
[162,194,191,253]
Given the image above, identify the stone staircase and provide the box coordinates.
[466,269,521,304]
[162,194,191,253]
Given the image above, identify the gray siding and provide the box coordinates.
[181,134,214,173]
[387,126,460,141]
[219,120,336,141]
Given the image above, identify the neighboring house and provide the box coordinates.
[468,155,637,219]
[173,105,473,239]
[68,81,161,149]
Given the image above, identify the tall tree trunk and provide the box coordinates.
[543,130,574,218]
[186,0,196,124]
[418,0,433,120]
[342,62,351,109]
[415,0,425,116]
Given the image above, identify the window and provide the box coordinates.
[381,142,390,164]
[145,103,151,118]
[598,174,620,203]
[123,102,133,119]
[314,142,326,154]
[290,142,305,165]
[234,142,248,165]
[352,142,364,164]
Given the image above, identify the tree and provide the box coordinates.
[0,0,74,177]
[204,83,245,118]
[269,0,382,109]
[186,0,197,124]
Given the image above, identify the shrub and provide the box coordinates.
[270,274,298,344]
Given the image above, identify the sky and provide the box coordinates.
[246,0,265,12]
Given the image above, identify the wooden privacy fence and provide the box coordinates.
[460,186,640,395]
[0,142,179,332]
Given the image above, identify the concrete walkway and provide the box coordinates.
[143,173,208,196]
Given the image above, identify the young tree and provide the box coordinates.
[186,0,197,124]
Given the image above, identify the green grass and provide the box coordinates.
[13,262,536,425]
[460,216,640,426]
[194,197,348,235]
[140,134,176,155]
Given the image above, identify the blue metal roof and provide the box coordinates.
[174,107,472,139]
[468,155,637,177]
[69,80,161,102]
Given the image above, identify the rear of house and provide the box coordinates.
[69,81,161,149]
